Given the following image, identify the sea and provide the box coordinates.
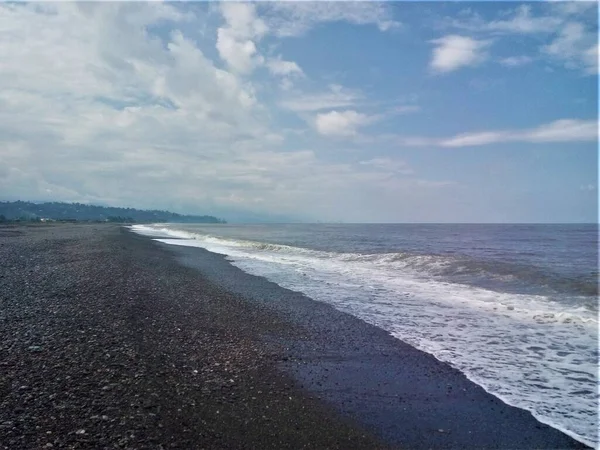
[131,223,599,447]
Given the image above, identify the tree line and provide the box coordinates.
[0,201,226,224]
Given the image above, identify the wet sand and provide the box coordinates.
[0,224,588,449]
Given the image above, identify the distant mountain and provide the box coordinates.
[0,201,225,224]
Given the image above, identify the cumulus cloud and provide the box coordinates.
[221,2,268,39]
[216,29,261,74]
[0,3,279,211]
[0,2,592,223]
[429,35,489,73]
[216,3,267,74]
[314,110,374,137]
[0,3,450,223]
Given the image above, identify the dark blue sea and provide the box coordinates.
[133,223,599,447]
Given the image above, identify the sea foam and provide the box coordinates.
[131,224,599,448]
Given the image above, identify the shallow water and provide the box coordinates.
[132,223,599,447]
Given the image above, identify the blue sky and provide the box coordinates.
[0,2,597,222]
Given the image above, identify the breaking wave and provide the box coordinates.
[131,224,599,447]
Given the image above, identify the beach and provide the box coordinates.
[0,224,589,449]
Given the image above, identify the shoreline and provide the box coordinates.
[149,230,590,449]
[0,223,590,449]
[0,223,385,449]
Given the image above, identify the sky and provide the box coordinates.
[0,1,597,223]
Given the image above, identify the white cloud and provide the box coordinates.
[548,2,598,18]
[583,44,599,73]
[315,110,374,137]
[216,3,267,74]
[441,119,598,147]
[447,4,598,75]
[260,2,400,37]
[220,2,268,39]
[543,22,598,74]
[440,131,505,147]
[430,35,489,73]
[400,119,598,148]
[481,5,562,34]
[214,2,398,76]
[266,56,304,91]
[216,28,262,74]
[523,119,598,143]
[279,78,294,91]
[280,84,362,112]
[0,3,447,223]
[448,5,561,35]
[499,55,533,67]
[0,3,278,207]
[0,3,593,224]
[266,57,304,77]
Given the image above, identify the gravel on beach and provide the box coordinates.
[0,224,385,449]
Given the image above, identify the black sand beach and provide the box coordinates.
[0,224,589,449]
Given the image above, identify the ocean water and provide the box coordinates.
[131,223,599,447]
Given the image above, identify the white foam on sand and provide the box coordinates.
[131,224,599,448]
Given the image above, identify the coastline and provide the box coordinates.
[0,224,384,449]
[157,234,591,449]
[0,223,589,449]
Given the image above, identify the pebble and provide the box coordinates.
[0,224,394,450]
